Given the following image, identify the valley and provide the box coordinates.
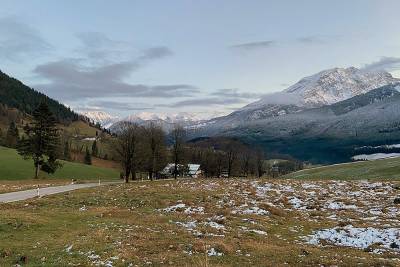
[1,3,400,266]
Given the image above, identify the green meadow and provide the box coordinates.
[285,157,400,180]
[0,146,119,181]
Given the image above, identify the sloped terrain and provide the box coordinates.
[190,84,400,163]
[0,178,399,266]
[285,156,400,180]
[0,146,118,180]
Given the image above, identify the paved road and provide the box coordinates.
[0,182,118,203]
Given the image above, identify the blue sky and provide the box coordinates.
[1,0,400,118]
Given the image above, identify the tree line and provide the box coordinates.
[2,102,302,180]
[114,124,268,183]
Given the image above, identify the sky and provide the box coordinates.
[1,0,400,119]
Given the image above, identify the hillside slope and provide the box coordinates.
[0,70,80,123]
[285,156,400,180]
[189,84,400,163]
[0,146,119,180]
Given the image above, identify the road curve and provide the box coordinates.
[0,182,119,203]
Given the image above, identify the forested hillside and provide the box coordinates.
[0,70,80,123]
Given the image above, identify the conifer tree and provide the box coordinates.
[84,146,92,165]
[6,121,19,148]
[17,103,61,178]
[91,140,98,157]
[63,140,71,160]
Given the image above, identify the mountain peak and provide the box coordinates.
[283,67,398,106]
[246,67,399,111]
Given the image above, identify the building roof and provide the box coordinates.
[188,164,201,175]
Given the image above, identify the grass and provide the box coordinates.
[0,178,399,266]
[285,157,400,180]
[0,146,119,181]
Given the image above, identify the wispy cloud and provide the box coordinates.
[230,40,276,51]
[362,57,400,72]
[165,97,246,108]
[84,100,154,111]
[0,16,52,61]
[34,34,197,100]
[231,34,339,52]
[165,88,262,108]
[211,88,264,99]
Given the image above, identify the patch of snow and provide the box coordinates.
[306,225,400,251]
[207,247,223,257]
[352,153,400,161]
[161,203,204,214]
[325,202,357,210]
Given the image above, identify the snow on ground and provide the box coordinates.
[352,153,400,161]
[156,179,400,255]
[161,203,204,214]
[306,225,400,252]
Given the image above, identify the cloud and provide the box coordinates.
[211,88,264,99]
[0,16,52,61]
[295,35,338,44]
[74,32,173,63]
[84,100,154,111]
[362,57,400,72]
[165,97,246,108]
[34,34,195,100]
[230,40,276,51]
[231,35,339,52]
[164,88,263,108]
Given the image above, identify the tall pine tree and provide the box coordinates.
[91,140,98,157]
[17,102,61,178]
[6,121,19,148]
[84,146,92,165]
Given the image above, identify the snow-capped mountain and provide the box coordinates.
[188,67,400,136]
[122,112,203,124]
[81,111,120,129]
[212,67,400,123]
[109,112,209,133]
[245,67,399,110]
[188,83,400,163]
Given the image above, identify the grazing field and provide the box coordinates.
[0,178,399,266]
[0,146,119,180]
[285,157,400,180]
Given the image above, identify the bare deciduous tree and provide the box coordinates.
[255,149,265,178]
[114,122,140,183]
[144,123,167,180]
[171,125,186,179]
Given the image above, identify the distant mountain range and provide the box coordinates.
[80,110,120,129]
[82,111,208,132]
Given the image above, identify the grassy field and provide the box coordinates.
[0,178,399,266]
[0,146,119,181]
[285,157,400,180]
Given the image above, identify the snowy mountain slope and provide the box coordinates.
[110,112,207,133]
[246,67,399,110]
[192,67,400,134]
[80,111,120,128]
[186,83,400,163]
[122,112,203,124]
[217,84,400,163]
